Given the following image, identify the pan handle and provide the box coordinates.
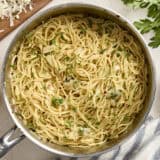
[0,125,25,158]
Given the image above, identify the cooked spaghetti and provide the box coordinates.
[9,14,149,148]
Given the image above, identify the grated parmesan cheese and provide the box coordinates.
[0,0,32,27]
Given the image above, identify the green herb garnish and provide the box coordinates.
[110,91,120,99]
[27,122,36,132]
[60,32,68,42]
[63,136,68,140]
[26,32,34,39]
[31,56,38,61]
[123,116,131,123]
[117,53,120,57]
[121,0,160,48]
[51,97,63,107]
[31,72,34,78]
[40,117,45,124]
[78,127,84,136]
[65,120,72,128]
[73,81,78,88]
[80,26,86,34]
[51,38,56,45]
[10,64,16,69]
[124,51,130,57]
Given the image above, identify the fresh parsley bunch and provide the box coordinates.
[122,0,160,48]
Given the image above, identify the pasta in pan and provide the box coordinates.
[9,14,148,148]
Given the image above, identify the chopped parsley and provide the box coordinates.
[78,127,84,136]
[80,26,86,34]
[27,122,36,132]
[26,32,34,39]
[51,38,56,45]
[65,120,72,128]
[10,64,16,69]
[60,32,68,42]
[31,72,34,78]
[116,53,120,57]
[51,97,63,107]
[107,90,120,99]
[123,115,131,123]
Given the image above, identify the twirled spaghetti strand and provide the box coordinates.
[9,14,148,148]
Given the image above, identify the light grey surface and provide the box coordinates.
[0,0,160,160]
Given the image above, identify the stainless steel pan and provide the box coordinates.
[0,3,156,159]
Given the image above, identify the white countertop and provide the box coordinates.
[0,0,160,160]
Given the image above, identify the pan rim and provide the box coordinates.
[0,2,156,158]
